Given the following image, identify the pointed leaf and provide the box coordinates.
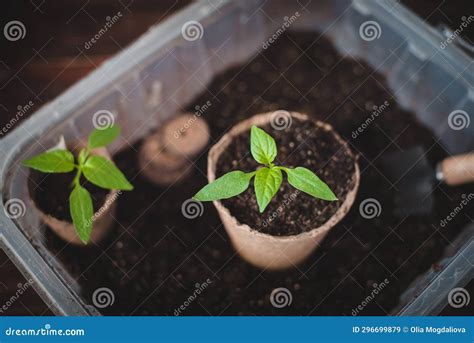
[22,150,75,173]
[254,167,282,212]
[193,171,255,201]
[70,185,94,244]
[83,155,133,190]
[283,167,337,201]
[88,125,120,149]
[250,126,277,165]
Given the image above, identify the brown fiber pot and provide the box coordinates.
[138,114,210,186]
[34,147,118,245]
[208,112,360,270]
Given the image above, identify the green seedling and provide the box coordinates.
[193,125,337,212]
[23,125,133,244]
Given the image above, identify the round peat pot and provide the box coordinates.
[208,112,360,270]
[138,130,193,186]
[139,113,210,186]
[29,147,118,245]
[163,113,210,159]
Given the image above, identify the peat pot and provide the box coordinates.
[207,112,360,270]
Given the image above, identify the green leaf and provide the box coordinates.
[283,167,338,201]
[193,171,255,201]
[88,125,120,149]
[77,149,88,166]
[83,155,133,190]
[69,185,94,244]
[22,150,75,173]
[254,167,282,212]
[250,126,277,165]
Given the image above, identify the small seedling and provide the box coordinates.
[23,125,133,243]
[194,125,337,212]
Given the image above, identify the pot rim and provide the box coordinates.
[207,111,360,243]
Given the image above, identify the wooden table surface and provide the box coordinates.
[0,0,471,316]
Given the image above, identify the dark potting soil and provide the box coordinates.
[217,119,356,236]
[29,170,109,222]
[43,31,474,316]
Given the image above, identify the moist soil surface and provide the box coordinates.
[217,119,356,236]
[30,170,109,222]
[43,32,474,315]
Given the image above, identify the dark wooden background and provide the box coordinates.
[0,0,471,316]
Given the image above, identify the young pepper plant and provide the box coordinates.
[23,125,133,244]
[193,125,337,212]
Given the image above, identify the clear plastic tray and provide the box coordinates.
[0,0,472,315]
